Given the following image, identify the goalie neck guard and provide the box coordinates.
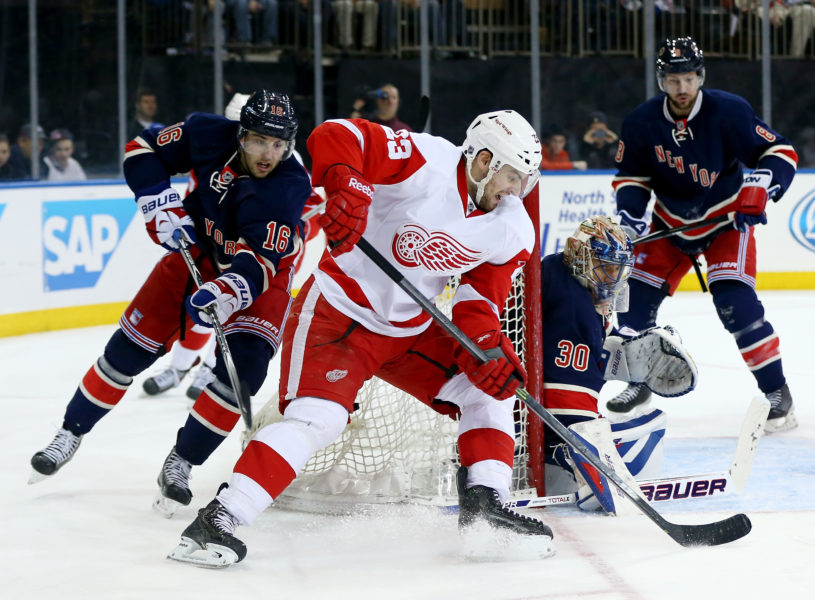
[564,215,634,316]
[462,110,542,201]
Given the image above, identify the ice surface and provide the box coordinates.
[2,290,813,599]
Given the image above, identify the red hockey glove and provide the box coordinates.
[136,187,197,252]
[318,165,373,255]
[734,169,771,232]
[454,330,527,400]
[185,272,256,327]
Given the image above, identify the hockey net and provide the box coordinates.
[245,192,544,513]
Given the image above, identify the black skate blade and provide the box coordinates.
[667,513,752,547]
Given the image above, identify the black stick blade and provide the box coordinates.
[668,513,752,547]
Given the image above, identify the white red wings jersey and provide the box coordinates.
[307,119,535,338]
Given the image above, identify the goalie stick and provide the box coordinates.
[355,236,752,547]
[506,395,770,508]
[173,231,253,429]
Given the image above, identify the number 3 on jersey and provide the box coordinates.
[383,126,412,160]
[264,221,292,253]
[555,340,589,372]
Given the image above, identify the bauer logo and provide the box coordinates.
[42,199,135,291]
[789,189,815,254]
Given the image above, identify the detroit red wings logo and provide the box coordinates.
[391,224,484,271]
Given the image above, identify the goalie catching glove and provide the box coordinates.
[318,164,373,254]
[137,188,197,252]
[455,330,526,400]
[602,325,697,397]
[186,272,257,327]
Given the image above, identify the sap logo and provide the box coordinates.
[789,189,815,254]
[43,199,136,292]
[0,203,5,220]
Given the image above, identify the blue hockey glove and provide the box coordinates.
[186,273,256,327]
[617,209,649,241]
[734,169,772,232]
[136,188,197,252]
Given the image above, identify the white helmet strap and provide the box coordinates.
[465,150,496,208]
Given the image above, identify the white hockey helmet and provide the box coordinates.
[564,215,634,316]
[463,110,542,200]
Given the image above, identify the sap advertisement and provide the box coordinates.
[0,181,171,316]
[0,174,812,324]
[537,172,815,272]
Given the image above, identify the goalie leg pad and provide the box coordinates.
[611,409,666,480]
[568,419,647,515]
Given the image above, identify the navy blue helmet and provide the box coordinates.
[656,37,705,90]
[239,89,298,158]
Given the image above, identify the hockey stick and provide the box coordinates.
[507,395,769,508]
[633,212,734,246]
[418,95,431,133]
[355,236,752,547]
[173,231,253,429]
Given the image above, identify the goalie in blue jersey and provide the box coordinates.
[609,37,798,433]
[542,215,697,514]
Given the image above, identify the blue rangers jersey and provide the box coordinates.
[613,89,798,252]
[541,252,611,427]
[123,113,312,297]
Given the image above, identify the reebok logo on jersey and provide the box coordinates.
[348,178,374,200]
[326,369,348,382]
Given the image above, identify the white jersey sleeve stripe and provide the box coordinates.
[324,119,365,153]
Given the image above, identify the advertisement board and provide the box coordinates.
[1,173,813,336]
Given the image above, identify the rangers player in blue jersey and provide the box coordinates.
[542,215,697,513]
[29,90,313,516]
[608,37,799,433]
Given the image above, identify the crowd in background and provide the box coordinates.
[2,1,815,182]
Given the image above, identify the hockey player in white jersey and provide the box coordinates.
[168,111,555,567]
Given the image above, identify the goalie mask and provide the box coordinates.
[656,36,705,91]
[462,110,542,202]
[564,215,634,316]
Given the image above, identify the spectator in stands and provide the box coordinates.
[370,83,412,131]
[379,0,398,54]
[44,129,87,182]
[334,0,378,51]
[400,0,445,55]
[228,0,279,46]
[0,133,26,180]
[128,88,163,141]
[10,123,48,179]
[540,126,587,171]
[736,0,815,57]
[580,111,619,169]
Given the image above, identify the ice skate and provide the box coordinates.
[605,382,652,414]
[153,446,193,518]
[186,364,215,400]
[764,384,797,433]
[29,427,83,484]
[142,365,190,396]
[457,466,555,561]
[167,491,246,568]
